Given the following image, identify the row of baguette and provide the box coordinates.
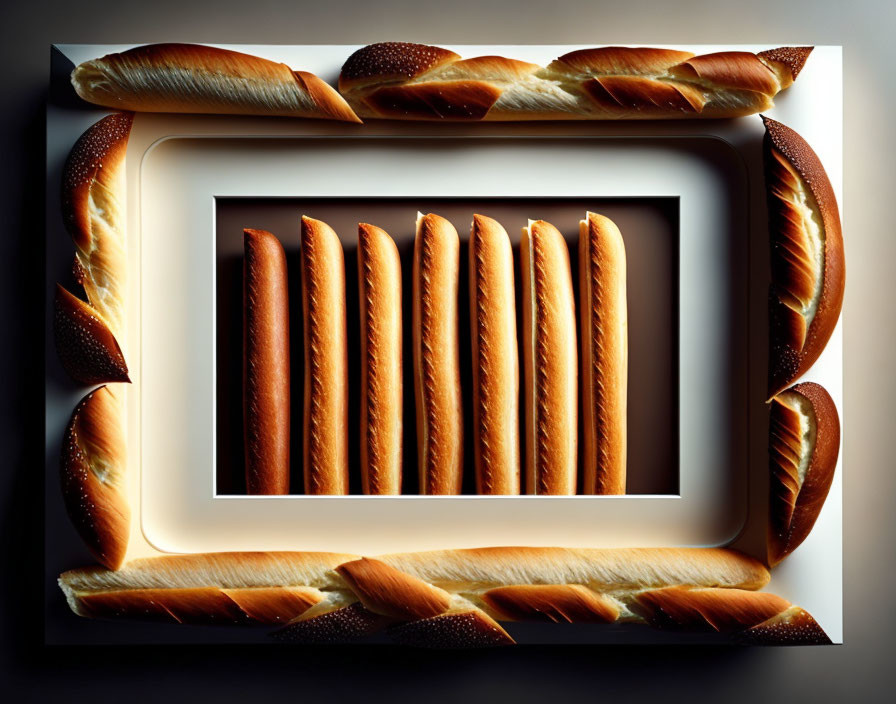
[245,212,626,496]
[69,42,813,122]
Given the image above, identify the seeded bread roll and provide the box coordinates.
[413,213,463,495]
[72,43,361,122]
[763,116,844,397]
[579,212,627,494]
[243,228,290,495]
[768,382,840,566]
[300,216,349,494]
[521,220,577,494]
[339,42,811,121]
[469,214,520,495]
[358,223,403,495]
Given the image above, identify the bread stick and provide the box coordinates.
[300,216,349,494]
[521,220,577,494]
[413,213,463,494]
[243,228,290,495]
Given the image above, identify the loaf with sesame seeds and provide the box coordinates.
[338,42,812,121]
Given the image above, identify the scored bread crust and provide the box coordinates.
[301,216,349,494]
[469,215,520,495]
[413,213,463,494]
[72,43,361,122]
[768,382,840,567]
[60,386,130,570]
[358,224,403,495]
[579,212,627,494]
[521,220,577,494]
[763,116,844,398]
[243,229,290,495]
[58,546,832,645]
[338,42,812,120]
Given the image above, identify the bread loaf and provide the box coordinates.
[60,546,828,645]
[763,116,844,397]
[413,213,463,494]
[300,216,349,494]
[521,220,577,494]
[72,43,361,122]
[469,215,520,495]
[60,386,130,570]
[579,212,627,494]
[358,224,403,494]
[339,42,812,121]
[243,229,290,495]
[768,382,840,566]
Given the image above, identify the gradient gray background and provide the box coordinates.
[3,0,892,700]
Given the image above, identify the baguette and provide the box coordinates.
[60,547,827,645]
[300,216,349,494]
[763,116,844,398]
[358,224,403,494]
[72,43,361,122]
[413,213,463,494]
[579,212,627,494]
[243,229,290,495]
[521,220,577,494]
[60,386,130,570]
[338,42,811,121]
[768,382,840,566]
[469,215,520,495]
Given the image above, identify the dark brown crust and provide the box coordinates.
[768,382,840,566]
[336,558,451,620]
[413,214,463,494]
[54,284,129,385]
[583,76,705,114]
[579,213,626,494]
[633,587,791,632]
[387,610,515,649]
[274,602,392,643]
[76,586,319,625]
[757,47,814,83]
[300,217,349,494]
[60,386,129,570]
[362,81,502,120]
[243,229,290,495]
[61,112,133,253]
[764,116,844,397]
[735,606,832,645]
[483,584,619,623]
[339,42,460,90]
[469,215,520,495]
[358,224,403,495]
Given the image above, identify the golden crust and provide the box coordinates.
[60,386,129,570]
[763,116,844,397]
[768,382,840,566]
[339,44,810,121]
[413,213,463,494]
[358,224,403,495]
[243,229,290,495]
[521,220,577,494]
[336,558,451,620]
[579,212,627,494]
[469,215,520,495]
[483,584,619,623]
[61,112,132,340]
[633,586,792,632]
[54,284,129,385]
[73,43,360,122]
[300,216,349,494]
